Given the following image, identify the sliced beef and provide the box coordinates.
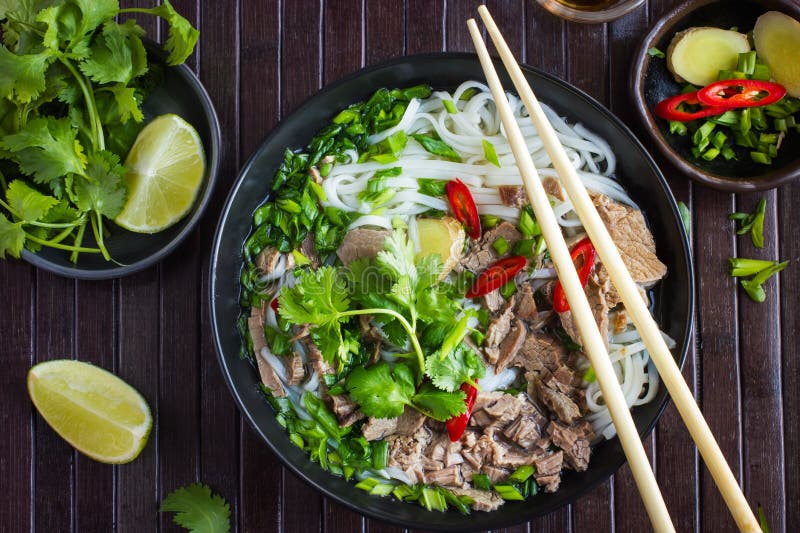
[542,177,564,201]
[361,408,427,441]
[533,451,564,492]
[495,318,526,372]
[361,417,397,441]
[514,282,538,322]
[256,246,282,274]
[482,289,505,314]
[461,222,522,272]
[592,193,667,287]
[425,465,463,487]
[336,227,391,265]
[330,393,364,427]
[490,441,535,469]
[286,352,305,385]
[612,308,628,335]
[482,465,510,484]
[484,298,515,364]
[299,232,321,269]
[548,421,593,471]
[474,392,523,428]
[514,333,566,374]
[248,316,285,397]
[503,409,544,449]
[558,270,611,349]
[498,185,526,207]
[533,377,581,425]
[449,488,504,512]
[387,427,431,484]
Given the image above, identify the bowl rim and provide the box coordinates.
[629,0,800,192]
[19,41,222,280]
[210,51,695,530]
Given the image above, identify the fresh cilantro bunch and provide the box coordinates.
[278,228,484,422]
[0,0,198,262]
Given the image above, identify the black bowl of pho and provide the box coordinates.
[210,53,694,531]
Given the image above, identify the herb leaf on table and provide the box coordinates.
[160,483,231,533]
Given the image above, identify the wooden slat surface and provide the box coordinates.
[1,1,796,531]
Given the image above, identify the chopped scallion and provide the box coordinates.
[480,214,500,228]
[507,465,535,484]
[728,257,775,277]
[443,100,458,114]
[669,121,688,135]
[494,484,525,501]
[647,47,665,58]
[500,279,517,299]
[518,207,539,237]
[493,236,510,256]
[702,147,720,161]
[472,473,492,491]
[750,151,772,165]
[482,139,501,167]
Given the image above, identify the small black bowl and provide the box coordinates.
[20,42,221,279]
[631,0,800,192]
[210,53,694,530]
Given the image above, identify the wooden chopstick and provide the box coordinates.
[476,5,761,532]
[466,17,676,533]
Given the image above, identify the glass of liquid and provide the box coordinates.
[535,0,645,23]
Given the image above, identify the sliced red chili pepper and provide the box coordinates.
[270,297,280,314]
[465,256,526,298]
[446,178,481,240]
[697,79,786,109]
[446,381,478,442]
[552,237,597,313]
[654,91,731,122]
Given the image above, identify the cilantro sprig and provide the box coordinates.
[0,0,198,262]
[160,483,231,533]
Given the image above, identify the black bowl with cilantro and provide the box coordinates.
[631,0,800,191]
[0,2,220,279]
[210,53,694,531]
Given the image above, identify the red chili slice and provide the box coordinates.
[465,256,526,298]
[446,178,481,240]
[446,381,478,442]
[552,237,597,313]
[270,297,280,313]
[697,79,786,109]
[654,91,731,122]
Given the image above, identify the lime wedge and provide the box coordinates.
[27,360,152,464]
[115,114,205,233]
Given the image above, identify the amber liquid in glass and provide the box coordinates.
[553,0,620,11]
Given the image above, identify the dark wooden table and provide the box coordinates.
[1,1,796,531]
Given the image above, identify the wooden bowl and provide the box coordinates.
[630,0,800,192]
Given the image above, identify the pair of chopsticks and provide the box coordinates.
[468,6,760,532]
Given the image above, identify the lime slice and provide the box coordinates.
[27,360,152,464]
[115,114,205,233]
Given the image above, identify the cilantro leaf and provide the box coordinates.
[80,20,147,84]
[278,266,355,365]
[345,362,415,419]
[376,228,417,283]
[0,116,88,187]
[425,343,484,392]
[6,179,58,221]
[159,483,231,533]
[146,0,199,65]
[68,0,121,58]
[72,150,127,218]
[0,213,25,258]
[278,266,350,327]
[412,383,466,421]
[104,83,144,123]
[0,48,53,103]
